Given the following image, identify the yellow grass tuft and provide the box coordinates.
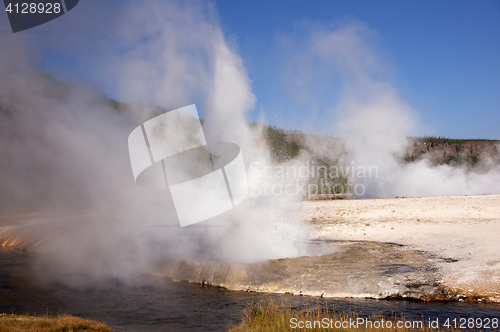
[0,313,112,332]
[229,300,469,332]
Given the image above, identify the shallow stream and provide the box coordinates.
[1,249,500,331]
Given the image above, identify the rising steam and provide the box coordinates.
[283,22,500,198]
[0,2,498,286]
[0,0,307,285]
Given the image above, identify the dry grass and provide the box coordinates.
[229,300,469,332]
[0,313,112,332]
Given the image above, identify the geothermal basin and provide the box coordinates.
[3,195,498,302]
[1,195,500,330]
[148,194,500,302]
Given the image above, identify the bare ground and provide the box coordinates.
[297,194,500,301]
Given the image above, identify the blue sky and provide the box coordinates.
[214,0,500,139]
[4,0,499,139]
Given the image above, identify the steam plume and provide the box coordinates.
[0,0,307,285]
[283,22,500,198]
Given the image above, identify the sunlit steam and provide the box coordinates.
[1,3,498,288]
[284,22,500,198]
[0,0,308,285]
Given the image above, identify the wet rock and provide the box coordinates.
[153,241,448,300]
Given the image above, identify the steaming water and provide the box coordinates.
[1,249,499,332]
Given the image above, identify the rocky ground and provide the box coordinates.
[297,194,500,301]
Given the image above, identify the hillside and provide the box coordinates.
[2,72,498,169]
[264,125,499,167]
[404,137,499,167]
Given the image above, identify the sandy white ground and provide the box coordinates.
[298,194,500,299]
